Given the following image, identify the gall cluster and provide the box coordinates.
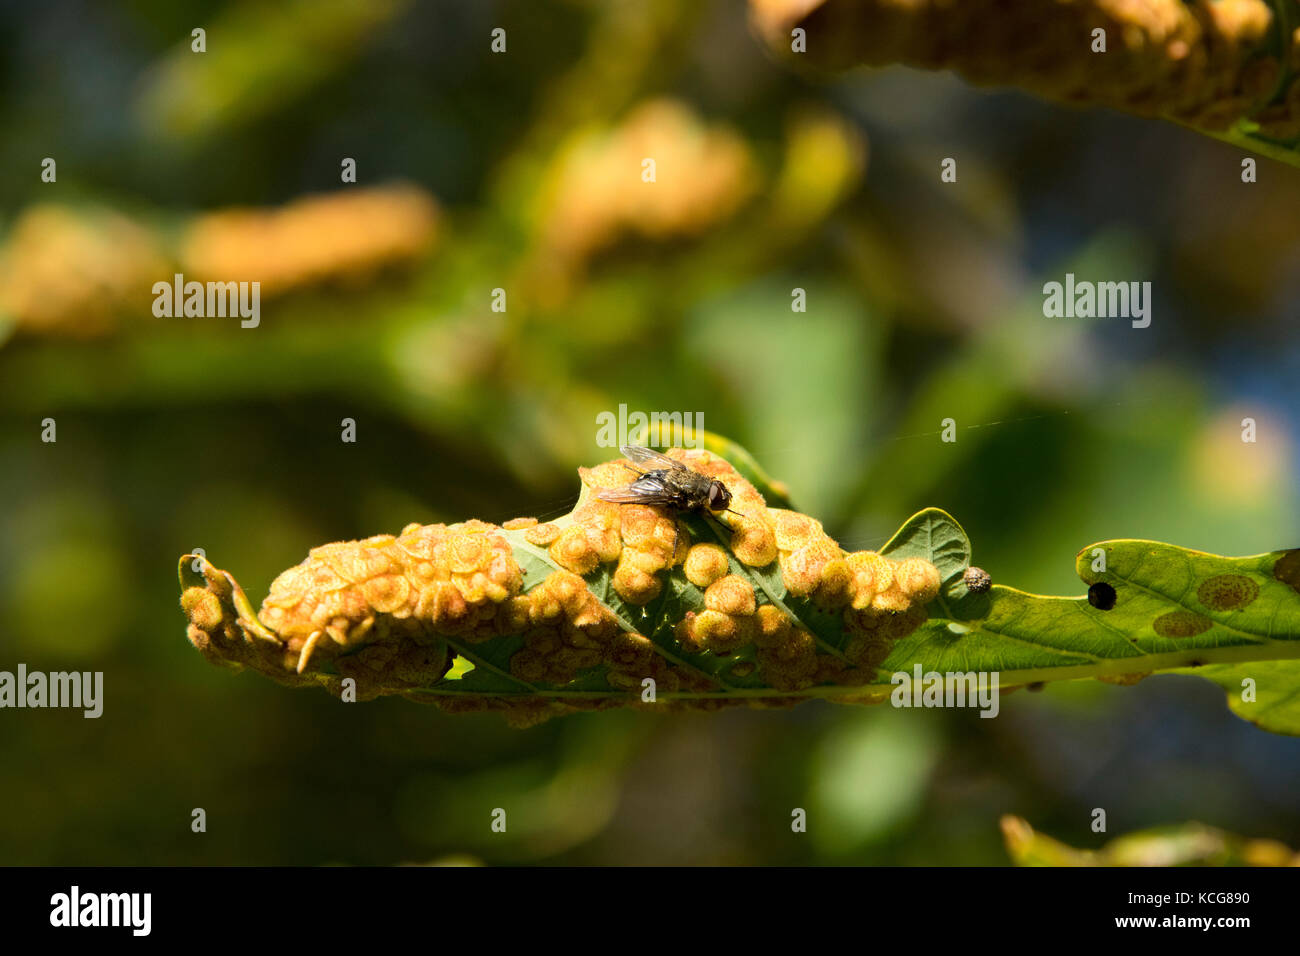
[180,448,943,722]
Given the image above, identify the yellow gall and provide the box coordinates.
[449,533,491,574]
[684,543,730,587]
[452,570,502,604]
[754,604,792,648]
[730,614,758,649]
[584,524,623,563]
[622,545,669,575]
[550,524,600,575]
[544,570,592,616]
[580,462,636,490]
[731,520,778,568]
[567,622,610,653]
[363,574,412,614]
[769,509,820,552]
[570,599,615,638]
[675,616,705,654]
[704,575,757,617]
[502,517,538,530]
[407,560,442,586]
[813,558,853,609]
[272,563,336,599]
[497,596,532,632]
[612,556,662,605]
[647,522,681,565]
[352,545,399,582]
[692,610,740,651]
[895,557,941,605]
[780,539,841,597]
[619,505,664,549]
[572,498,621,530]
[524,523,561,547]
[181,587,223,631]
[417,580,470,629]
[486,551,523,595]
[846,551,894,610]
[871,583,911,614]
[396,524,448,560]
[186,623,211,654]
[528,589,563,623]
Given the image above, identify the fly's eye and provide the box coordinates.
[707,482,731,512]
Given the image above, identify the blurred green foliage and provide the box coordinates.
[1,0,1298,865]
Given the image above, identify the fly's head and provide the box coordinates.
[706,480,733,514]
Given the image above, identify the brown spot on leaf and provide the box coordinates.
[1197,573,1259,611]
[1152,610,1213,638]
[1273,549,1300,593]
[1097,672,1152,686]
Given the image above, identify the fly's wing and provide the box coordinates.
[620,444,689,474]
[595,473,685,506]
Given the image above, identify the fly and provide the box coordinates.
[596,445,745,518]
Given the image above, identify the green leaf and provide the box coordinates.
[885,541,1300,724]
[1001,815,1300,866]
[179,449,1300,731]
[1180,661,1300,737]
[754,0,1300,170]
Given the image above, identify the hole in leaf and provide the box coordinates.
[1088,582,1117,610]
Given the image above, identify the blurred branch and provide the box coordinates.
[749,0,1300,163]
[1002,815,1300,865]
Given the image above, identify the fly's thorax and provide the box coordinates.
[661,467,711,504]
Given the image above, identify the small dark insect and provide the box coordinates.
[1088,581,1118,610]
[963,566,992,593]
[597,445,745,518]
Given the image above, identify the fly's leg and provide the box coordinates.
[668,515,693,568]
